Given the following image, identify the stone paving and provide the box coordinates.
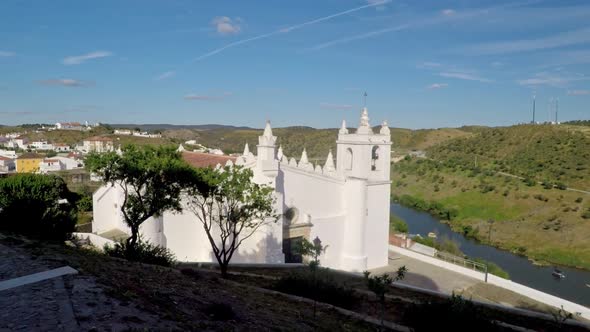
[0,240,179,331]
[370,251,481,294]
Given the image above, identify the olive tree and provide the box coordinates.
[186,165,276,278]
[364,266,407,327]
[0,173,76,239]
[86,145,193,250]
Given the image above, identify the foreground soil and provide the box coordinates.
[0,234,377,331]
[1,233,589,331]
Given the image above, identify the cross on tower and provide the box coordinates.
[363,92,367,107]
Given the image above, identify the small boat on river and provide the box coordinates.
[552,269,566,279]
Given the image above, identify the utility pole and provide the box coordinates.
[485,219,494,283]
[532,93,536,124]
[555,98,559,124]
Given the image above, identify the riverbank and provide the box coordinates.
[391,158,590,271]
[391,203,590,308]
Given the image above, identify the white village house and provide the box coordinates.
[88,108,391,272]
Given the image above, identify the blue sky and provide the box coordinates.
[1,0,589,129]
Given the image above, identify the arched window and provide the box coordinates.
[371,146,380,171]
[345,148,353,170]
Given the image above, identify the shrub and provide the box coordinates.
[390,216,408,233]
[523,177,536,187]
[542,181,554,190]
[76,195,93,212]
[104,240,176,267]
[555,182,567,190]
[533,194,549,202]
[274,270,358,309]
[582,208,590,220]
[472,258,510,279]
[403,294,497,331]
[0,174,76,239]
[575,197,583,203]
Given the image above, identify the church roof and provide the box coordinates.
[182,151,236,168]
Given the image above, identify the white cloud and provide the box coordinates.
[0,51,15,57]
[184,92,232,101]
[518,72,589,88]
[367,0,387,11]
[428,83,448,89]
[439,72,492,83]
[38,79,91,87]
[305,24,408,51]
[441,9,456,16]
[567,90,590,96]
[490,61,504,68]
[155,71,175,81]
[320,102,355,110]
[62,51,112,65]
[305,1,531,52]
[212,16,241,35]
[192,0,390,61]
[462,27,590,55]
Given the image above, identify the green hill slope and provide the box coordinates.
[427,125,590,189]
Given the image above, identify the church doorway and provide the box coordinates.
[283,236,303,263]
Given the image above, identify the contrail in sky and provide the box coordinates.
[191,0,391,62]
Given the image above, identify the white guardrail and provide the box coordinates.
[389,245,590,320]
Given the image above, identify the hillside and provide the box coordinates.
[391,124,590,269]
[164,126,473,161]
[427,125,590,189]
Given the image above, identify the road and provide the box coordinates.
[497,171,590,195]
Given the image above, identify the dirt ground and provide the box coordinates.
[2,233,589,331]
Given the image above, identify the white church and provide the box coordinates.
[89,107,392,272]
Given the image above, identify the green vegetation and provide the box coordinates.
[185,165,277,278]
[390,215,408,233]
[392,124,590,270]
[364,266,407,327]
[274,269,358,309]
[86,145,194,252]
[427,124,590,188]
[392,193,458,221]
[104,240,176,267]
[471,258,510,279]
[0,174,77,239]
[403,294,498,331]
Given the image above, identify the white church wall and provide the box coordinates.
[92,185,129,235]
[365,183,390,269]
[280,165,345,218]
[309,215,345,269]
[162,202,213,262]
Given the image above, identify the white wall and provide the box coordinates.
[92,185,129,235]
[365,183,390,269]
[389,245,590,319]
[280,165,344,219]
[310,215,345,269]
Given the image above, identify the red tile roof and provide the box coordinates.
[182,151,236,169]
[0,156,12,161]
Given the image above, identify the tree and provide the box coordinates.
[295,237,328,318]
[364,266,407,327]
[86,145,193,250]
[186,165,276,278]
[0,173,76,239]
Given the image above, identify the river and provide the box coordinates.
[391,203,590,307]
